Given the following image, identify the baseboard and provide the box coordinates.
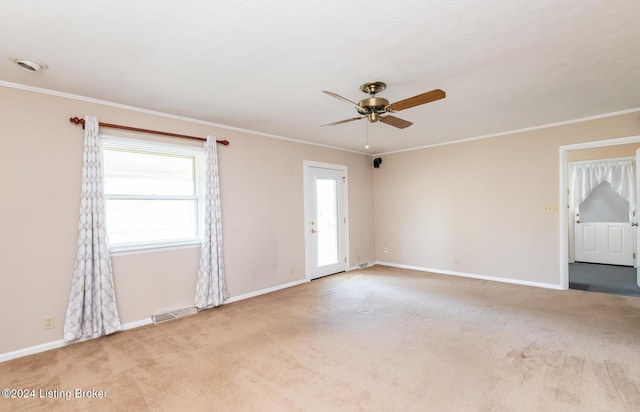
[2,265,560,362]
[224,279,309,304]
[374,261,564,290]
[0,318,153,363]
[1,278,312,363]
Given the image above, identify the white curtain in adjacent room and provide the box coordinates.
[64,116,122,342]
[569,159,636,223]
[195,136,229,309]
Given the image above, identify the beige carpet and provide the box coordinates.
[1,265,640,411]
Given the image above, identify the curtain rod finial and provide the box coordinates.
[69,116,86,129]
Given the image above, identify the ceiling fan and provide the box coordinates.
[322,81,446,129]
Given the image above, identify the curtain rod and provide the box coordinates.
[69,117,229,145]
[569,156,634,166]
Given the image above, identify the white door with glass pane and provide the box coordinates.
[304,162,348,279]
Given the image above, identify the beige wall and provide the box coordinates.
[0,85,374,354]
[2,81,638,357]
[373,112,640,285]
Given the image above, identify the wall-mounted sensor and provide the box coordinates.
[12,58,47,72]
[373,157,382,168]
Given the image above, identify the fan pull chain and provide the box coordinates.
[365,121,370,150]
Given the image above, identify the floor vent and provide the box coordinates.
[152,306,198,324]
[359,262,369,269]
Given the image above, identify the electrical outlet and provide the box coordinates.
[43,317,55,330]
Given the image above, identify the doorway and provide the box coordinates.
[571,161,634,266]
[303,161,349,280]
[569,172,639,297]
[560,136,640,296]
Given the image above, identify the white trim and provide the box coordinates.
[110,241,201,257]
[375,261,564,290]
[0,80,367,155]
[374,108,640,156]
[225,279,309,304]
[560,148,569,290]
[559,134,640,291]
[0,318,152,363]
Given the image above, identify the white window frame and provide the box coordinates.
[100,135,204,255]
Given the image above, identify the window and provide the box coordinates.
[101,136,204,252]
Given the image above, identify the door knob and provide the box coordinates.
[633,222,638,227]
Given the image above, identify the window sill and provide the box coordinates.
[110,240,202,257]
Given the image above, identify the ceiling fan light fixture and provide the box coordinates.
[368,113,381,123]
[12,57,47,72]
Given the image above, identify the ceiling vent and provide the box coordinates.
[12,58,47,72]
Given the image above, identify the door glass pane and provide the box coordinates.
[316,177,339,266]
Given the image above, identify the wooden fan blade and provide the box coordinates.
[380,115,413,129]
[323,90,361,109]
[389,89,446,112]
[321,117,364,127]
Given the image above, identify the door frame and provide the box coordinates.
[559,134,640,290]
[303,160,349,280]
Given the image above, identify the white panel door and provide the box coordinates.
[304,162,348,279]
[574,222,634,265]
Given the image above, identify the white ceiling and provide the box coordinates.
[1,1,639,154]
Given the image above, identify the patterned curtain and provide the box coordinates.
[64,116,122,342]
[195,136,229,308]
